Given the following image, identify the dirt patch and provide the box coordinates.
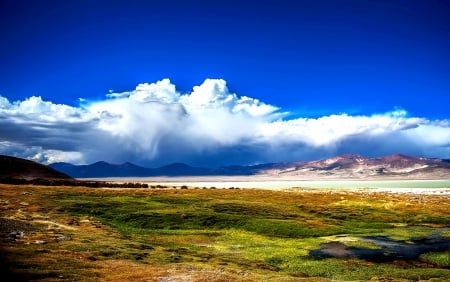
[94,260,247,281]
[0,218,42,235]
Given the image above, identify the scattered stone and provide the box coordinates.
[56,236,71,242]
[9,231,26,240]
[34,240,47,244]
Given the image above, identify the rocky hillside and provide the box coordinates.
[262,154,450,178]
[50,154,450,179]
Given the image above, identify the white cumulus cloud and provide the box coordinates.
[0,78,449,166]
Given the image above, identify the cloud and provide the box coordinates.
[1,78,449,166]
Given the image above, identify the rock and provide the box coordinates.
[9,231,25,240]
[56,236,71,242]
[67,218,79,226]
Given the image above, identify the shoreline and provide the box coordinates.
[80,177,450,194]
[80,175,450,182]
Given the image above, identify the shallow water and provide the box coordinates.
[310,234,450,263]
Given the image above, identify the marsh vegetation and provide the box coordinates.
[0,184,449,281]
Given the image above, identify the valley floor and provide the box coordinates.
[0,183,449,281]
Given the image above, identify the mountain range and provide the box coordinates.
[49,154,450,179]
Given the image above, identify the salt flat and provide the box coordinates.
[86,176,450,194]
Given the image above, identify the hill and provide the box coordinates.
[0,155,72,181]
[50,161,214,178]
[261,154,450,179]
[50,154,450,179]
[50,161,152,178]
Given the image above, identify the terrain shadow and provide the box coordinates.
[309,234,449,265]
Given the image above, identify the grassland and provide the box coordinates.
[0,184,449,281]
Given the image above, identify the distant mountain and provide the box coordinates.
[260,154,450,179]
[2,153,447,181]
[49,154,450,179]
[50,161,213,178]
[50,161,281,178]
[50,161,152,178]
[0,155,72,180]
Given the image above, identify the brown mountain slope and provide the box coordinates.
[261,154,450,179]
[0,155,72,180]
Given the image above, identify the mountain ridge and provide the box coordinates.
[0,155,73,180]
[49,154,450,179]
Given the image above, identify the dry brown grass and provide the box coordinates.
[1,184,449,281]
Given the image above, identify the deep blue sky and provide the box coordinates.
[1,0,450,166]
[2,0,449,118]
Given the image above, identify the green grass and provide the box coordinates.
[1,185,449,281]
[420,251,450,266]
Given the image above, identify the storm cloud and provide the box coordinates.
[1,79,449,166]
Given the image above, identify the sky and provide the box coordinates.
[0,0,449,167]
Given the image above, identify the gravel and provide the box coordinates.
[0,218,40,235]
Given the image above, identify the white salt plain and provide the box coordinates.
[94,177,450,194]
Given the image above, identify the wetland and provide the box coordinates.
[0,183,449,281]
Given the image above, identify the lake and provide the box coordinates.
[96,177,450,194]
